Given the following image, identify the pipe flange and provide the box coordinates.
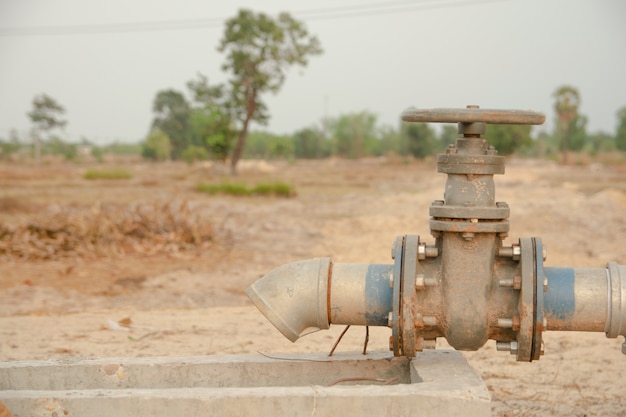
[437,153,505,175]
[532,238,545,360]
[429,205,510,220]
[391,236,403,356]
[516,238,534,361]
[516,238,544,361]
[430,219,509,234]
[606,262,626,338]
[400,235,420,357]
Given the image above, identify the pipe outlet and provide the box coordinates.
[246,258,331,342]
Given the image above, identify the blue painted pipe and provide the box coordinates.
[329,263,393,327]
[544,267,607,332]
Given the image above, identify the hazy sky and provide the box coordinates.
[1,0,624,144]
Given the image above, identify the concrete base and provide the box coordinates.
[0,350,491,417]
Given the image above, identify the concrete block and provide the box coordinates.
[0,350,491,416]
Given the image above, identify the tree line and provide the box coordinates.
[2,9,626,165]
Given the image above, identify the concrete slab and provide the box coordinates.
[0,350,491,417]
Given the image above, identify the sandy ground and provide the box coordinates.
[1,157,625,416]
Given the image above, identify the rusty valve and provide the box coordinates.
[248,105,626,362]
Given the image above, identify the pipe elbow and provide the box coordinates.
[246,258,331,342]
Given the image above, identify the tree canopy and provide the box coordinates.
[151,90,191,160]
[28,93,67,164]
[218,9,322,174]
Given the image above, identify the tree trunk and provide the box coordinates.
[230,88,257,176]
[34,131,41,166]
[230,119,250,176]
[562,133,569,164]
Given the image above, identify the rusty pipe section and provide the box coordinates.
[247,253,626,358]
[246,258,394,342]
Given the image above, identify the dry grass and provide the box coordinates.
[0,200,213,260]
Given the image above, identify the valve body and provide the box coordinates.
[247,106,626,360]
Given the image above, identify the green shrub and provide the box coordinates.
[196,182,250,196]
[196,181,295,198]
[252,182,295,197]
[181,145,208,165]
[142,129,171,161]
[84,168,133,180]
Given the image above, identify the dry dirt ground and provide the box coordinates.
[1,157,625,416]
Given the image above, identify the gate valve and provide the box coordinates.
[247,105,626,362]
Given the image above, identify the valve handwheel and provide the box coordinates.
[402,105,545,126]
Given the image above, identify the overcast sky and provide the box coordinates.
[1,0,624,144]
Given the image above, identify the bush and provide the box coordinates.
[196,181,295,198]
[181,145,208,165]
[84,168,133,180]
[142,129,171,161]
[196,182,250,196]
[252,182,295,197]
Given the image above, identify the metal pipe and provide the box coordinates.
[329,263,393,327]
[543,264,626,339]
[246,258,331,342]
[246,259,395,342]
[543,267,607,332]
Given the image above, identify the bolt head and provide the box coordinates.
[512,245,521,260]
[387,312,394,328]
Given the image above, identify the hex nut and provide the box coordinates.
[414,274,425,290]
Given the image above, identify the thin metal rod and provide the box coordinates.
[328,325,350,357]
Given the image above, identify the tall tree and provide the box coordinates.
[151,89,191,160]
[186,74,235,161]
[553,85,580,164]
[616,106,626,151]
[218,9,322,174]
[28,94,67,164]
